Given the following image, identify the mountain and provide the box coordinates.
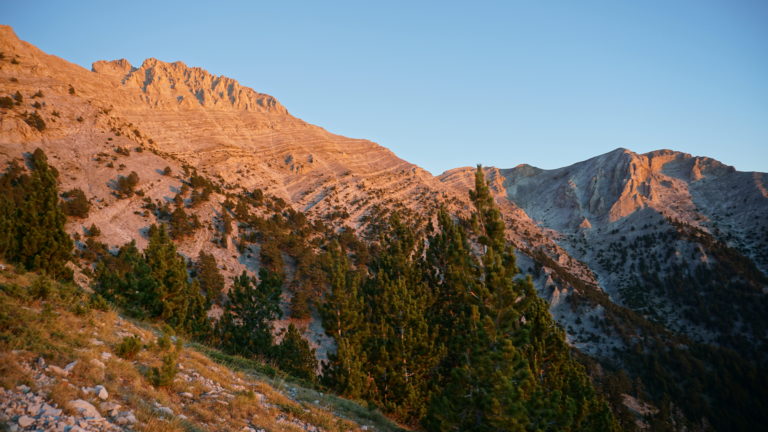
[2,24,767,431]
[440,148,767,353]
[440,149,768,430]
[0,23,587,340]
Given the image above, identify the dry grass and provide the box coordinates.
[0,267,404,431]
[68,353,106,383]
[49,381,80,413]
[0,351,33,389]
[139,417,187,432]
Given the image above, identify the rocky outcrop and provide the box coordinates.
[93,57,288,113]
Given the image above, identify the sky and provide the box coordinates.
[3,0,767,174]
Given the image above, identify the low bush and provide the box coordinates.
[115,335,142,360]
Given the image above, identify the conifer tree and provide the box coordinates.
[143,224,208,334]
[218,269,282,358]
[320,241,372,399]
[195,251,224,305]
[60,187,90,218]
[363,215,444,422]
[425,166,617,431]
[0,150,72,279]
[276,323,318,382]
[95,240,158,315]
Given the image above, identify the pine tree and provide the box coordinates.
[95,240,158,316]
[218,269,282,359]
[196,251,224,305]
[0,150,72,279]
[276,324,318,382]
[320,241,371,398]
[363,215,444,423]
[95,233,209,335]
[143,224,209,334]
[425,166,618,431]
[60,188,90,218]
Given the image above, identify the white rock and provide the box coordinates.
[157,406,174,416]
[66,399,101,418]
[41,403,62,416]
[64,360,78,372]
[17,416,34,427]
[16,384,30,393]
[47,365,68,376]
[116,412,137,425]
[89,359,105,369]
[179,392,194,399]
[100,401,121,412]
[94,385,108,400]
[27,403,41,415]
[100,352,111,360]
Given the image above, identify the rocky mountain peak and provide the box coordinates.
[91,58,133,78]
[0,24,17,40]
[0,24,38,58]
[91,56,287,113]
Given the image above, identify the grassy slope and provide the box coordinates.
[0,265,406,432]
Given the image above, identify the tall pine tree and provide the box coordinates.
[0,149,72,279]
[425,166,617,431]
[320,241,371,399]
[217,268,282,359]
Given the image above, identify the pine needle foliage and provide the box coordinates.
[0,149,72,280]
[322,166,618,430]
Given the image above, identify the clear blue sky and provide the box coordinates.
[4,0,767,174]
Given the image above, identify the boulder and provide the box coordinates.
[17,415,35,427]
[94,385,108,400]
[115,411,137,425]
[27,403,41,415]
[41,403,62,416]
[66,399,101,418]
[100,401,121,416]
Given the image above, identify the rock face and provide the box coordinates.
[0,23,580,309]
[492,147,767,274]
[439,148,768,356]
[93,57,287,113]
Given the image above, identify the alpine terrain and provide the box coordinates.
[0,25,766,432]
